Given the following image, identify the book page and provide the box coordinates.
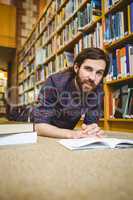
[0,132,37,146]
[58,137,133,150]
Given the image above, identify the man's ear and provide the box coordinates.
[73,64,79,74]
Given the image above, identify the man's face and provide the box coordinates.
[74,59,106,93]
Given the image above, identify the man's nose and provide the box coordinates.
[89,71,96,81]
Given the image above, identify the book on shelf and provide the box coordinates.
[0,93,4,99]
[92,0,101,10]
[36,64,45,82]
[104,7,128,44]
[64,51,74,67]
[130,1,133,33]
[0,106,6,114]
[106,44,133,81]
[109,85,133,119]
[103,0,120,12]
[0,123,37,146]
[58,136,133,150]
[75,22,103,55]
[123,88,133,118]
[35,48,45,66]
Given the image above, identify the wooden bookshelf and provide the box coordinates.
[105,75,133,85]
[108,118,133,122]
[103,0,130,16]
[104,32,133,50]
[17,0,133,133]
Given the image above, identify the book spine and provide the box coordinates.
[130,2,133,32]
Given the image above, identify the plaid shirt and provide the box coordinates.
[33,69,104,129]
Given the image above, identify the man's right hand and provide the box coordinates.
[70,124,104,139]
[81,123,104,137]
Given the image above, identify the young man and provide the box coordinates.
[34,47,110,138]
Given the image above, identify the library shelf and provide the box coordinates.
[105,75,133,85]
[44,16,102,54]
[35,80,45,86]
[39,13,57,39]
[17,0,133,133]
[43,53,56,65]
[56,0,89,34]
[56,16,102,55]
[78,16,102,33]
[22,71,35,82]
[104,32,133,50]
[23,86,35,93]
[108,118,133,122]
[99,118,104,121]
[104,0,130,16]
[56,32,82,54]
[18,0,53,54]
[42,30,56,48]
[56,0,69,14]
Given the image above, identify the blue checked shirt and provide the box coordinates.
[33,69,104,129]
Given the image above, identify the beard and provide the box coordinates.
[75,71,96,94]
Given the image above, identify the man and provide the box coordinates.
[34,47,110,138]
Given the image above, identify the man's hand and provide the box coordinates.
[71,130,89,139]
[81,123,104,137]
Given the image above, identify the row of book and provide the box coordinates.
[0,92,4,99]
[39,2,101,50]
[110,84,133,119]
[0,106,6,114]
[36,65,45,82]
[75,22,103,55]
[106,44,133,81]
[19,51,74,95]
[18,0,102,62]
[19,69,35,84]
[43,39,56,60]
[19,90,35,105]
[103,0,121,12]
[19,25,103,78]
[0,70,7,114]
[43,20,56,41]
[104,2,133,44]
[0,100,5,106]
[39,1,56,35]
[19,84,43,105]
[56,1,101,28]
[104,10,128,43]
[19,16,102,71]
[19,42,133,86]
[22,75,35,92]
[18,47,35,72]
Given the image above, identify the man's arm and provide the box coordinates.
[35,123,87,139]
[35,123,103,139]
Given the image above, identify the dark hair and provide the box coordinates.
[73,47,110,77]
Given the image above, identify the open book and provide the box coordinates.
[0,123,37,146]
[58,137,133,150]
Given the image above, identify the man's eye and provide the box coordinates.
[97,71,103,76]
[85,67,92,71]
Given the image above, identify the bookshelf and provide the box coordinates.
[17,0,133,132]
[0,70,7,116]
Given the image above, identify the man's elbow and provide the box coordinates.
[34,123,41,136]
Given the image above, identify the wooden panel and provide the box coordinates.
[0,4,16,48]
[108,121,133,133]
